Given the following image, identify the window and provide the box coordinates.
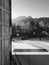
[4,39,10,50]
[0,25,2,36]
[2,25,9,36]
[2,55,4,65]
[4,53,10,65]
[0,40,2,52]
[3,11,9,23]
[3,0,9,10]
[0,9,2,22]
[0,0,2,6]
[0,56,2,65]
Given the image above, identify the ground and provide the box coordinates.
[11,38,49,65]
[12,38,49,55]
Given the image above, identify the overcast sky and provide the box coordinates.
[12,0,49,19]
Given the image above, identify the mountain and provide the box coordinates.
[12,16,27,24]
[12,16,49,27]
[33,17,49,27]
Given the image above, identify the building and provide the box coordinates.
[0,0,11,65]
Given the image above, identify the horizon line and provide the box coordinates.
[12,16,49,19]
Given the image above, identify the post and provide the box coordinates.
[0,0,11,65]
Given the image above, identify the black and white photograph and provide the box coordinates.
[0,0,49,65]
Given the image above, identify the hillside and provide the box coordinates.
[12,16,27,24]
[12,16,49,27]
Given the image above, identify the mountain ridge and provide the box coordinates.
[12,16,49,27]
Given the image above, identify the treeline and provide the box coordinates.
[12,17,49,39]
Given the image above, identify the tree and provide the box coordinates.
[12,24,16,38]
[16,25,22,36]
[36,22,42,40]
